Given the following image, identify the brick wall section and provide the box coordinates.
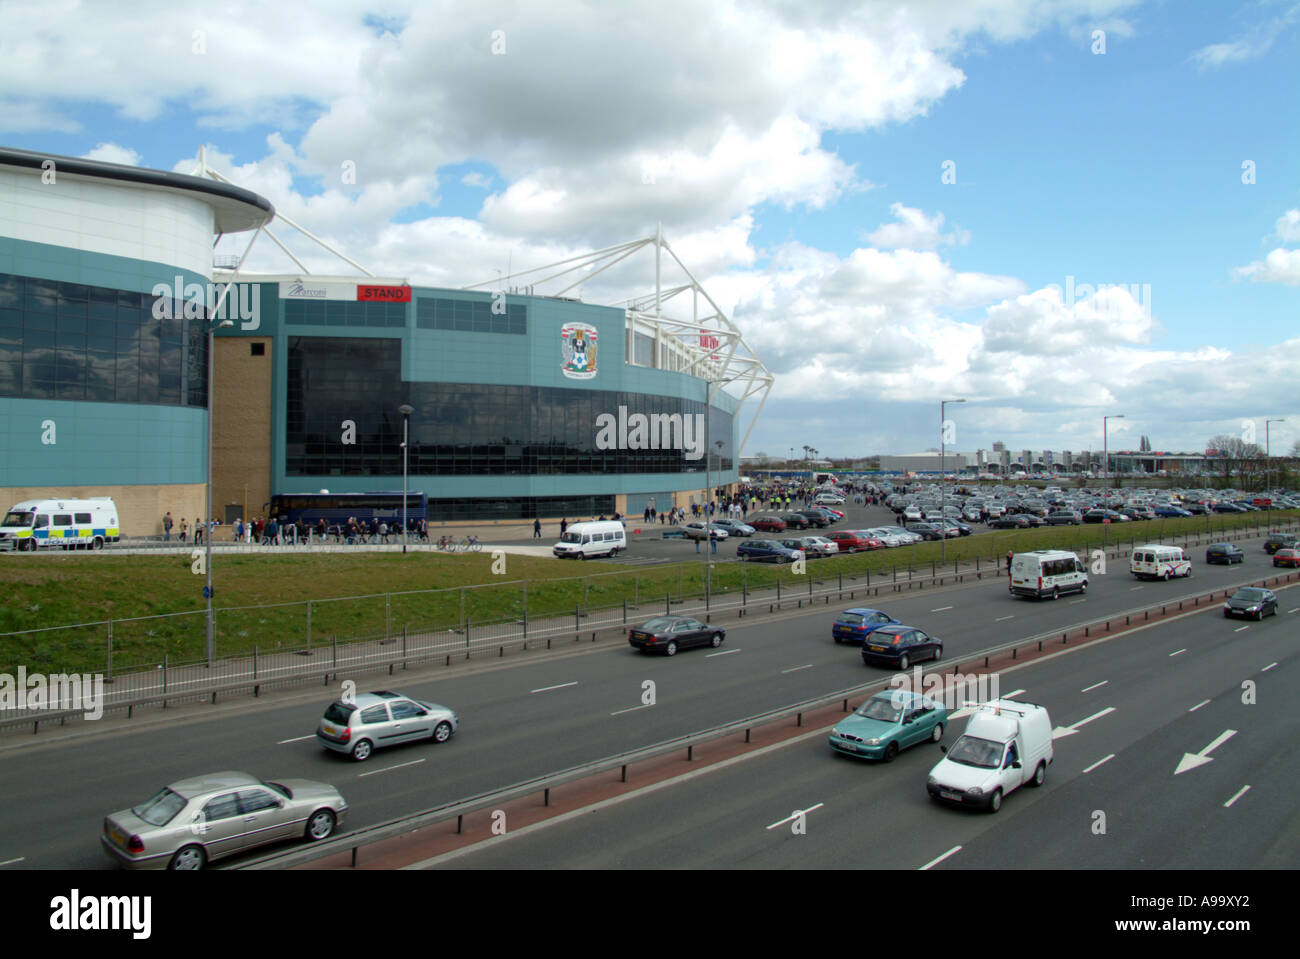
[212,337,272,531]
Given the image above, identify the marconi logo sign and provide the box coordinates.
[595,406,705,460]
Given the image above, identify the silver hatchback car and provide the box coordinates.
[316,690,459,761]
[101,771,346,870]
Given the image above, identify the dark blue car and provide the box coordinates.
[832,608,901,644]
[861,625,943,670]
[736,539,801,563]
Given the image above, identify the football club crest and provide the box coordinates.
[561,322,598,379]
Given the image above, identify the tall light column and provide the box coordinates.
[399,404,414,553]
[940,398,965,562]
[1103,414,1125,492]
[1266,418,1283,532]
[205,317,234,668]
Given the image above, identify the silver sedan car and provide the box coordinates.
[316,689,459,761]
[101,771,346,870]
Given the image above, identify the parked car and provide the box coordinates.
[317,690,459,761]
[1205,543,1244,564]
[1223,587,1278,620]
[860,625,943,670]
[1154,506,1193,518]
[1046,511,1082,526]
[737,539,802,563]
[831,607,901,644]
[1273,548,1300,569]
[905,523,947,541]
[792,511,829,528]
[628,616,725,655]
[781,536,835,558]
[1264,533,1298,554]
[825,530,877,552]
[988,515,1031,530]
[711,518,755,537]
[749,515,787,533]
[780,513,811,530]
[829,691,947,761]
[101,771,346,870]
[681,521,728,541]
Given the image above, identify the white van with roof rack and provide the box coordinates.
[1009,549,1087,600]
[927,699,1054,812]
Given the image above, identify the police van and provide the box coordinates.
[1129,544,1191,581]
[1009,549,1087,599]
[552,520,626,559]
[0,498,121,551]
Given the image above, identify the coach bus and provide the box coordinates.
[269,492,427,530]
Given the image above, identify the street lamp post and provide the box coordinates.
[1266,419,1283,532]
[1103,414,1125,493]
[205,317,234,669]
[940,398,966,563]
[399,404,414,553]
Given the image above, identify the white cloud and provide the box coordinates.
[1190,1,1300,69]
[80,143,142,166]
[1275,209,1300,243]
[1233,248,1300,286]
[461,172,492,189]
[865,202,970,250]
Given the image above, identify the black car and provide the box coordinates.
[793,511,829,528]
[1205,543,1244,564]
[905,523,946,541]
[1223,588,1278,620]
[988,514,1031,529]
[1047,511,1082,526]
[861,625,943,670]
[628,616,726,656]
[1264,533,1298,555]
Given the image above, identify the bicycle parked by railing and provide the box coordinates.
[437,535,482,552]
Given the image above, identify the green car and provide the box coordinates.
[829,690,948,762]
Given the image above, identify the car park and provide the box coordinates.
[101,771,346,870]
[926,700,1053,812]
[736,539,802,563]
[317,690,459,761]
[828,691,947,761]
[831,607,901,644]
[860,625,943,669]
[1205,543,1244,564]
[628,615,725,655]
[1223,587,1278,620]
[1272,548,1300,568]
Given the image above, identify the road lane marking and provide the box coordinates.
[359,758,426,778]
[1081,680,1108,693]
[781,664,814,674]
[1169,648,1187,657]
[1262,662,1278,672]
[1224,785,1251,808]
[920,846,962,871]
[1289,608,1299,614]
[1130,586,1145,591]
[1004,689,1025,699]
[1175,729,1237,775]
[930,606,953,612]
[1233,626,1249,633]
[0,858,23,867]
[531,682,578,693]
[707,648,741,658]
[1188,699,1211,712]
[1069,598,1087,604]
[995,615,1015,622]
[1053,706,1115,738]
[1082,754,1115,774]
[610,704,652,716]
[765,803,824,830]
[278,735,316,744]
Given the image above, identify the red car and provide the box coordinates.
[750,515,787,533]
[1273,548,1300,569]
[826,531,881,552]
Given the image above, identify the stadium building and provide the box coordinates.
[0,147,772,536]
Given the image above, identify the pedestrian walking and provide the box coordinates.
[163,511,173,542]
[533,518,542,538]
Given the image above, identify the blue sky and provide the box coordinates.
[1,0,1297,458]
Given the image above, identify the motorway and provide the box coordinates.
[0,532,1293,870]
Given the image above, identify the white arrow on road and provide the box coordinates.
[1052,706,1115,738]
[1175,729,1237,775]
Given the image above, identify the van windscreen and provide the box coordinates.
[2,512,34,528]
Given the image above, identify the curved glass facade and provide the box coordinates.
[0,272,208,407]
[285,336,734,477]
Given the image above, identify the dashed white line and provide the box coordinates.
[706,648,741,658]
[1233,626,1249,633]
[1081,680,1109,693]
[358,758,426,777]
[1188,699,1211,713]
[610,704,652,716]
[531,682,578,693]
[781,664,814,674]
[1082,754,1115,774]
[765,803,824,830]
[931,606,953,612]
[1224,785,1251,808]
[920,846,963,871]
[0,857,24,867]
[1262,662,1278,672]
[1069,598,1087,604]
[1004,689,1025,699]
[1169,648,1187,657]
[1289,608,1299,614]
[995,615,1015,622]
[278,735,316,744]
[1130,586,1145,591]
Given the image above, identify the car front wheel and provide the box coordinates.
[432,721,453,743]
[305,809,336,841]
[883,742,899,762]
[988,789,1003,813]
[711,632,723,648]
